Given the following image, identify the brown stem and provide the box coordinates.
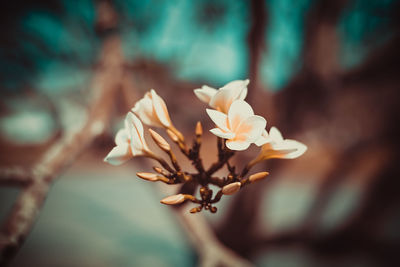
[145,151,175,174]
[240,156,262,178]
[209,177,225,187]
[0,3,124,262]
[206,156,234,176]
[167,150,181,172]
[0,168,32,187]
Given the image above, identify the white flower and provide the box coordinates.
[255,129,269,146]
[258,127,307,159]
[194,79,249,113]
[104,112,150,166]
[207,100,266,151]
[132,89,172,128]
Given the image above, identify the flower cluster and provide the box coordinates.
[104,80,307,213]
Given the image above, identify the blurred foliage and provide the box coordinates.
[0,0,397,94]
[338,0,395,68]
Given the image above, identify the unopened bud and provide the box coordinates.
[195,121,203,136]
[153,167,163,173]
[222,182,241,195]
[160,194,186,205]
[190,207,202,213]
[166,129,179,142]
[249,172,269,183]
[149,129,171,152]
[136,172,159,182]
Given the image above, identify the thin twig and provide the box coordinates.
[0,8,124,262]
[173,206,254,267]
[0,168,32,187]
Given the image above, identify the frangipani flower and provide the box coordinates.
[258,127,307,160]
[104,112,150,166]
[255,129,269,146]
[207,100,266,151]
[194,79,249,113]
[132,89,172,128]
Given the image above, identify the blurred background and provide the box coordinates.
[1,0,400,266]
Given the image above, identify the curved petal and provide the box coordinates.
[228,100,254,132]
[206,109,229,132]
[150,89,171,128]
[209,80,248,113]
[238,80,249,100]
[269,126,284,143]
[255,129,269,146]
[278,140,307,159]
[221,79,249,91]
[210,128,235,139]
[132,96,162,127]
[226,139,251,151]
[104,144,131,166]
[194,85,218,103]
[127,112,149,154]
[234,115,266,144]
[115,128,129,146]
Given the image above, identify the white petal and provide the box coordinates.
[234,115,266,143]
[238,80,249,100]
[221,79,249,91]
[151,89,171,128]
[194,85,218,103]
[255,129,270,146]
[132,96,162,127]
[226,139,251,151]
[115,128,129,146]
[262,140,307,159]
[206,109,229,132]
[269,126,284,143]
[210,128,235,139]
[228,100,254,132]
[209,80,248,113]
[104,144,131,166]
[279,140,307,159]
[126,112,149,154]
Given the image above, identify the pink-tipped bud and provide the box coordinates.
[249,172,269,183]
[222,182,241,195]
[136,172,159,182]
[149,129,171,152]
[160,194,186,205]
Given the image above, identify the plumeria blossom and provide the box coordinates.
[255,129,269,146]
[207,100,266,151]
[132,89,172,128]
[104,79,308,215]
[257,127,307,160]
[104,112,150,165]
[194,79,249,113]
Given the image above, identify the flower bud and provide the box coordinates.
[166,129,179,142]
[249,172,269,183]
[136,172,159,182]
[222,182,241,195]
[190,207,202,213]
[160,194,186,205]
[149,129,171,152]
[195,121,203,136]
